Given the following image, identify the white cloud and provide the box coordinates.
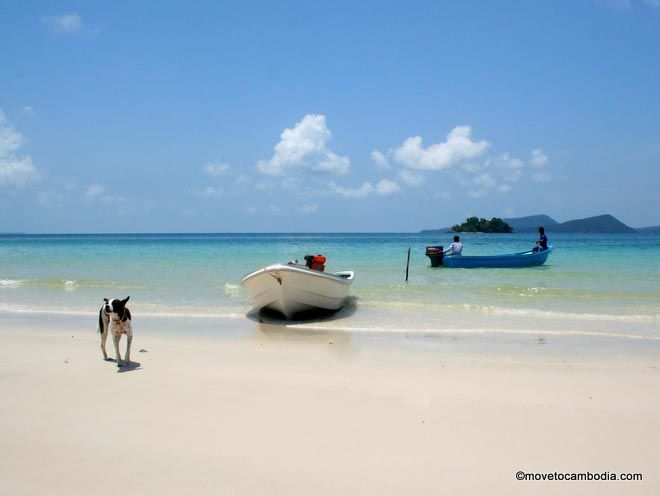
[382,124,552,199]
[201,161,230,177]
[469,189,488,199]
[37,189,67,207]
[532,171,552,183]
[328,179,401,199]
[483,153,525,182]
[281,177,302,191]
[0,110,40,189]
[198,163,252,197]
[22,106,35,115]
[468,173,498,198]
[83,183,126,203]
[257,114,350,176]
[463,148,552,196]
[234,174,251,187]
[329,181,374,199]
[501,153,525,170]
[375,179,402,196]
[202,186,223,197]
[392,126,490,171]
[42,13,83,34]
[300,203,318,214]
[397,168,425,187]
[530,148,549,167]
[370,150,391,170]
[255,180,273,191]
[462,162,481,173]
[246,206,257,214]
[84,184,105,201]
[474,173,496,189]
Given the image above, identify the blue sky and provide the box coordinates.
[1,0,659,232]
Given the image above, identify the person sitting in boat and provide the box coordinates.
[532,226,548,252]
[444,236,463,256]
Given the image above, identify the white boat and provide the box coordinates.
[240,262,354,319]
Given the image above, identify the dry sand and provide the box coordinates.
[1,315,659,495]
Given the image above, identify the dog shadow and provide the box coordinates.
[106,358,141,373]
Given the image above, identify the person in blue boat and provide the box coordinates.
[444,235,463,256]
[532,226,548,252]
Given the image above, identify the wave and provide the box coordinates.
[356,298,660,322]
[280,322,660,342]
[0,278,145,290]
[223,283,241,297]
[1,304,658,342]
[0,304,247,320]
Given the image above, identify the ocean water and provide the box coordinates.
[1,232,659,340]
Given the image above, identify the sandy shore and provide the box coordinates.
[1,314,659,495]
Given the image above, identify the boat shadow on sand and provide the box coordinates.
[246,296,359,327]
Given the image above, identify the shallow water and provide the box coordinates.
[0,232,658,340]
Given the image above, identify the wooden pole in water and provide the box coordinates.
[405,247,411,282]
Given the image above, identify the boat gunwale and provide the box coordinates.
[444,245,553,261]
[240,263,354,285]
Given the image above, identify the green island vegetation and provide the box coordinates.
[451,217,513,233]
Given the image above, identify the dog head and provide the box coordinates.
[103,296,130,321]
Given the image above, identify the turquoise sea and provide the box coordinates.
[1,233,659,340]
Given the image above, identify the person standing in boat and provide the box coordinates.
[533,226,548,252]
[444,235,463,256]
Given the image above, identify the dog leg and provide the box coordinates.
[100,327,109,360]
[125,333,132,364]
[99,309,109,360]
[113,332,123,367]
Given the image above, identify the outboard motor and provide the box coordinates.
[425,246,444,267]
[304,254,326,271]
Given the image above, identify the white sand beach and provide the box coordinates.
[1,314,659,495]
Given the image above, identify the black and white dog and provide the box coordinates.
[99,297,133,367]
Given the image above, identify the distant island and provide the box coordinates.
[421,214,650,234]
[450,217,512,233]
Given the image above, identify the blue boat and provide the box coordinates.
[441,245,553,268]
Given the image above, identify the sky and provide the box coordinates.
[1,0,659,233]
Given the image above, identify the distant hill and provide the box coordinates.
[421,214,639,234]
[552,214,636,233]
[502,214,559,233]
[419,226,451,234]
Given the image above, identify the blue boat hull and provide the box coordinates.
[442,246,553,268]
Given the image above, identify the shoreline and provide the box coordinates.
[3,309,660,363]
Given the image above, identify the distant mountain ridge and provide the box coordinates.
[421,214,646,234]
[502,215,559,232]
[552,214,636,233]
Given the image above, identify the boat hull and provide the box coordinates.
[240,264,354,319]
[442,246,553,268]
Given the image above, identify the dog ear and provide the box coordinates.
[122,296,130,304]
[103,298,109,303]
